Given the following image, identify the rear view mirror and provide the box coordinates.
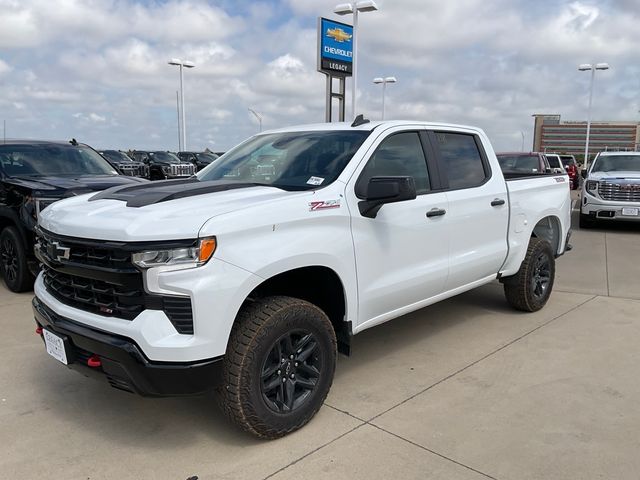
[359,176,417,218]
[581,169,587,179]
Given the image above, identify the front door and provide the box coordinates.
[348,129,450,330]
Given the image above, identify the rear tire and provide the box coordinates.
[219,296,336,439]
[503,237,555,312]
[0,226,34,293]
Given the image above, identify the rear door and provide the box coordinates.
[349,128,449,329]
[428,130,509,291]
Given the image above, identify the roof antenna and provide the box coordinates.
[351,114,370,127]
[69,138,78,146]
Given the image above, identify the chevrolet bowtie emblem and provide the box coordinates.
[326,27,352,43]
[48,241,70,262]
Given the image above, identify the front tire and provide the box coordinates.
[503,237,555,312]
[0,226,34,293]
[219,296,336,439]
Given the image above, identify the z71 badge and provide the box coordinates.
[309,200,341,211]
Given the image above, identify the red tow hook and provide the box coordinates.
[87,355,102,368]
[35,326,43,335]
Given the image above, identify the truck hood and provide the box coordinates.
[4,174,145,195]
[589,171,640,181]
[38,180,304,241]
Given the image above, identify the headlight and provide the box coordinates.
[29,197,59,219]
[586,180,598,192]
[131,237,216,269]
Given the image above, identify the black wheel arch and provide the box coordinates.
[243,266,351,355]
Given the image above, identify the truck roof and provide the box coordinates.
[261,120,484,135]
[597,151,640,156]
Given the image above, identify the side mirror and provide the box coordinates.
[545,168,552,174]
[581,169,587,179]
[358,176,417,218]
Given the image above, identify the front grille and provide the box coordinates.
[119,164,147,177]
[37,229,195,334]
[170,163,195,177]
[598,182,640,202]
[43,267,145,320]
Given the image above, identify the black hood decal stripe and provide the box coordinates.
[89,179,273,207]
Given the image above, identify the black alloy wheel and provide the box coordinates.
[530,252,551,301]
[260,330,322,413]
[219,296,336,439]
[0,227,34,292]
[503,237,555,312]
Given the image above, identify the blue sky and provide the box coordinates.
[1,0,639,152]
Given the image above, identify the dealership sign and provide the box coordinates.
[317,17,353,76]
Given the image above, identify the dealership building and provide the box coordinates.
[532,114,640,157]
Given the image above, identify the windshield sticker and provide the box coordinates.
[309,200,341,211]
[307,176,325,186]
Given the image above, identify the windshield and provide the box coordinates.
[101,150,133,163]
[497,155,541,173]
[196,153,218,163]
[197,131,370,190]
[591,155,640,172]
[151,151,181,163]
[0,144,119,177]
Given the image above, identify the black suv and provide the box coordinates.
[177,151,219,171]
[129,151,196,180]
[0,140,147,292]
[99,150,149,179]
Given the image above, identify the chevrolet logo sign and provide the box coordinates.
[47,241,70,262]
[326,27,352,43]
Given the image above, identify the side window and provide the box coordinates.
[356,132,430,197]
[434,132,487,190]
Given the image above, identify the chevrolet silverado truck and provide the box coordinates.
[580,151,640,227]
[32,120,571,438]
[0,140,146,292]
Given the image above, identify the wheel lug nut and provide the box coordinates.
[294,362,298,367]
[282,378,286,383]
[277,370,281,375]
[289,355,294,359]
[290,374,295,379]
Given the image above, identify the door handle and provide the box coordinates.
[491,198,506,207]
[426,208,446,218]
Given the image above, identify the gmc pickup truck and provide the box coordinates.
[32,120,571,438]
[580,151,640,227]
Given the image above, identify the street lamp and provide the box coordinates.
[578,62,609,167]
[334,0,379,120]
[248,108,263,132]
[372,76,396,120]
[168,58,195,151]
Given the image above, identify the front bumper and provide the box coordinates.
[581,192,640,222]
[33,296,223,396]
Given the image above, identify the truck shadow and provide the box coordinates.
[30,283,517,447]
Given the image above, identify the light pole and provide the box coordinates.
[373,76,396,120]
[334,1,379,120]
[168,58,195,151]
[521,131,525,151]
[578,62,609,168]
[248,108,263,132]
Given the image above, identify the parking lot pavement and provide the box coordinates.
[1,216,640,480]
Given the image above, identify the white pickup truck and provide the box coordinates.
[580,151,640,227]
[32,119,571,438]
